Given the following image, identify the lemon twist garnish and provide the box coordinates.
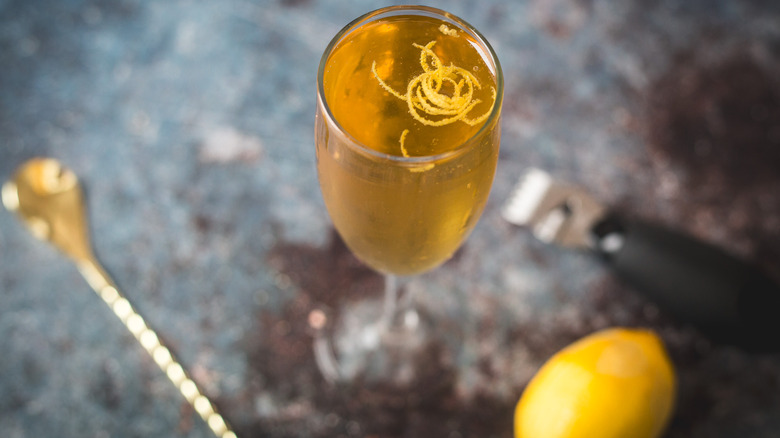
[371,41,496,130]
[439,24,458,36]
[399,129,410,157]
[399,129,433,172]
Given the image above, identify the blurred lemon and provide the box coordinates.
[514,327,676,438]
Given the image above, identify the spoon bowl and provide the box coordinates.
[2,157,92,261]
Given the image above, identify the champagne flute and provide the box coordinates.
[313,5,503,383]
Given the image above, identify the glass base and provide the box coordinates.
[311,281,435,385]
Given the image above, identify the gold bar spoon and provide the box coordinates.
[2,158,237,438]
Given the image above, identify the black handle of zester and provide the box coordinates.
[592,215,780,352]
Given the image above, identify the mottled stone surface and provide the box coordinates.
[1,0,779,437]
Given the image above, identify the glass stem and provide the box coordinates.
[380,274,416,331]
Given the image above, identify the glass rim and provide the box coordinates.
[316,5,504,164]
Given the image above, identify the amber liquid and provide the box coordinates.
[316,13,501,275]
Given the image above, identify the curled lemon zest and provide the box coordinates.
[399,129,410,157]
[371,41,496,129]
[438,24,458,36]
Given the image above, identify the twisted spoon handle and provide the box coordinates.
[78,258,237,438]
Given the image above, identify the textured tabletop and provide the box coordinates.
[1,0,779,437]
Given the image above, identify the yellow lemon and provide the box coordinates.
[514,327,676,438]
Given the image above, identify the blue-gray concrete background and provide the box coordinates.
[2,0,779,437]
